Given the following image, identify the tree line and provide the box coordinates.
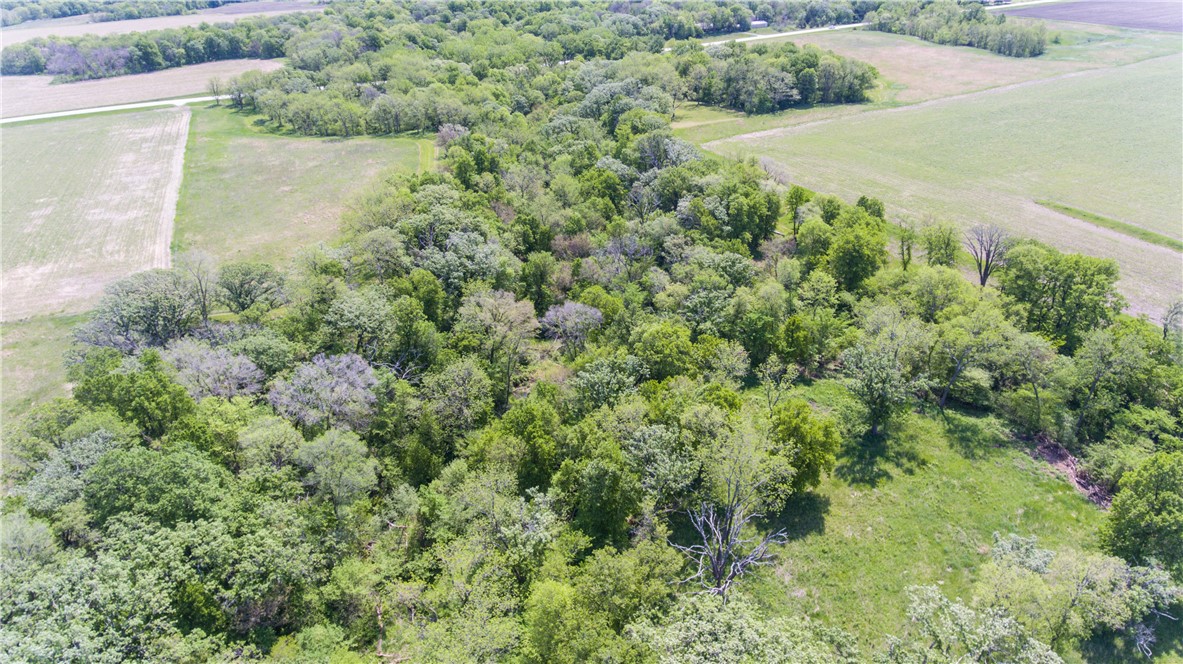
[0,0,228,27]
[866,0,1047,58]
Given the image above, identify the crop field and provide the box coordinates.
[1006,0,1183,33]
[0,3,321,45]
[1,108,190,321]
[743,381,1180,663]
[172,107,422,266]
[0,59,285,119]
[674,24,1181,146]
[701,35,1182,317]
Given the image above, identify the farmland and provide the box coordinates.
[1006,0,1183,33]
[696,22,1183,317]
[0,59,284,118]
[0,108,190,321]
[0,2,321,45]
[172,107,423,266]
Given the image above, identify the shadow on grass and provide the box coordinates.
[941,409,1014,460]
[767,492,831,542]
[1078,606,1183,662]
[834,430,927,488]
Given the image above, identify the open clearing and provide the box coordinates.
[1,108,189,320]
[0,314,80,423]
[0,3,322,45]
[0,59,284,118]
[1006,0,1183,33]
[746,380,1180,662]
[172,107,422,266]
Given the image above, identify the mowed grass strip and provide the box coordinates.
[1037,200,1183,252]
[1,108,190,320]
[713,55,1183,316]
[172,107,421,266]
[736,380,1172,662]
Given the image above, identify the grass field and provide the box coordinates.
[0,315,79,423]
[705,50,1182,317]
[0,2,321,45]
[0,59,285,118]
[739,380,1181,663]
[1,108,190,321]
[172,107,422,266]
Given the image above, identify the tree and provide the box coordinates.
[269,353,378,432]
[83,447,229,527]
[963,224,1011,287]
[856,195,884,220]
[827,220,886,292]
[921,222,958,267]
[297,428,379,522]
[676,433,789,600]
[769,398,840,493]
[217,261,285,314]
[841,342,916,436]
[998,243,1124,353]
[72,350,196,439]
[934,304,1010,410]
[163,338,264,400]
[634,593,860,664]
[1070,328,1147,439]
[632,321,695,380]
[540,301,603,355]
[1163,298,1183,341]
[176,250,218,324]
[884,585,1061,664]
[898,219,916,272]
[75,269,200,351]
[423,358,494,441]
[1102,452,1183,579]
[785,185,812,239]
[455,289,539,408]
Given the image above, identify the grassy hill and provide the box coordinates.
[735,380,1181,662]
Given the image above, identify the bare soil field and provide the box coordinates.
[1,108,190,321]
[0,3,322,45]
[0,59,283,118]
[1006,1,1183,33]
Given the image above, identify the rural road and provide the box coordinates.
[0,95,224,125]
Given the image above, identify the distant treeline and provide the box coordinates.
[0,0,228,27]
[1,0,883,80]
[866,0,1046,57]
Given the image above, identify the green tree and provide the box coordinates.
[297,428,379,522]
[1102,452,1183,579]
[632,320,696,380]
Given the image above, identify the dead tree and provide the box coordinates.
[963,224,1011,287]
[674,454,787,602]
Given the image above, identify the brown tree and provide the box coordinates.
[964,224,1011,287]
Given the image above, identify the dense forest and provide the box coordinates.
[0,0,229,27]
[2,1,1181,663]
[866,0,1046,57]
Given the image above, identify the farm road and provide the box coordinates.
[0,96,223,125]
